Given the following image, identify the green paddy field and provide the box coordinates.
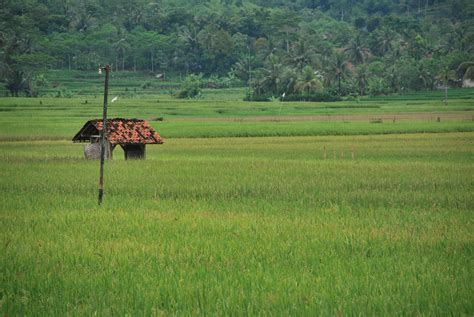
[0,86,473,315]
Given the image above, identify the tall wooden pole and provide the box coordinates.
[98,64,110,205]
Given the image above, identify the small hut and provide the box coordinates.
[72,118,164,160]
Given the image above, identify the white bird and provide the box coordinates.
[282,92,286,98]
[111,96,118,103]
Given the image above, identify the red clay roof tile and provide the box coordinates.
[73,118,164,145]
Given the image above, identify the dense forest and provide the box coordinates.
[1,0,473,98]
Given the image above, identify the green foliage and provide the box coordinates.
[206,70,243,89]
[367,77,390,96]
[175,74,203,99]
[325,51,351,96]
[25,74,49,97]
[355,64,370,96]
[294,66,323,94]
[457,62,474,80]
[4,70,28,97]
[344,35,370,65]
[1,0,473,100]
[250,62,327,100]
[55,88,74,98]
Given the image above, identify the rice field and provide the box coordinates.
[0,89,473,315]
[0,88,473,141]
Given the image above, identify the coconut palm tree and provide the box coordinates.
[344,35,370,65]
[113,38,130,71]
[279,66,298,95]
[295,65,322,94]
[385,66,401,93]
[178,25,201,73]
[376,28,396,56]
[68,2,97,32]
[326,51,350,95]
[288,40,319,71]
[253,53,283,96]
[457,62,474,82]
[417,63,434,90]
[355,64,370,96]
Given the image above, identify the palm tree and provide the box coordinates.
[295,65,322,94]
[113,38,130,71]
[197,26,216,53]
[376,28,396,56]
[417,63,433,90]
[385,39,407,64]
[254,53,283,96]
[457,62,474,83]
[279,66,298,95]
[385,66,401,93]
[279,25,297,53]
[355,64,370,96]
[344,35,370,65]
[288,40,320,71]
[326,51,350,95]
[178,25,200,73]
[68,2,97,32]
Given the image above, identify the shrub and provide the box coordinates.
[367,77,390,96]
[55,88,74,98]
[175,74,203,99]
[206,72,244,89]
[141,81,153,89]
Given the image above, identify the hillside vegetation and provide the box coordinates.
[1,0,473,98]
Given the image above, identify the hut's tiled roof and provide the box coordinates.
[72,118,164,145]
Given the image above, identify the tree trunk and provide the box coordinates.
[122,49,125,71]
[338,74,341,95]
[248,46,252,84]
[444,78,448,106]
[151,50,154,73]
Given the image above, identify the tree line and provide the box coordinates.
[0,0,473,97]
